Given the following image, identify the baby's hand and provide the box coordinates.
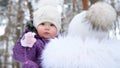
[21,32,36,48]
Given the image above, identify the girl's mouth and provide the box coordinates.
[44,32,50,35]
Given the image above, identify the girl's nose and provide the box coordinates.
[45,25,50,30]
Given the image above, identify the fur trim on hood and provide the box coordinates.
[41,36,120,68]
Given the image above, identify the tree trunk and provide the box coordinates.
[3,0,13,67]
[72,0,76,12]
[82,0,89,10]
[27,1,33,20]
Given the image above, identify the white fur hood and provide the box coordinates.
[41,2,119,68]
[41,36,120,68]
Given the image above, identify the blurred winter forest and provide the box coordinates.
[0,0,120,68]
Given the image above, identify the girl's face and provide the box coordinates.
[37,22,57,39]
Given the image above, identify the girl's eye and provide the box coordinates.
[40,23,45,25]
[50,24,54,26]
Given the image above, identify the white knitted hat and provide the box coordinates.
[33,6,61,34]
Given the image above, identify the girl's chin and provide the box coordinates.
[42,36,51,39]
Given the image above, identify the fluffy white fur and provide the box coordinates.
[41,36,120,68]
[86,2,117,31]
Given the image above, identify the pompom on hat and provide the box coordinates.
[33,0,61,34]
[68,2,117,38]
[86,2,117,31]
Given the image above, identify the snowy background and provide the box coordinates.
[0,0,120,68]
